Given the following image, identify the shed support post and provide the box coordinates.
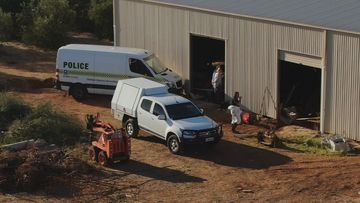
[320,30,327,134]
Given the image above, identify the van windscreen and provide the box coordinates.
[144,55,167,74]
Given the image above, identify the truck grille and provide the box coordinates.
[198,128,217,137]
[176,80,182,88]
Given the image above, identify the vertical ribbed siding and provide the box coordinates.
[118,0,190,77]
[116,0,323,118]
[326,32,360,140]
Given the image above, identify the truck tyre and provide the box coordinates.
[70,84,87,101]
[167,134,182,154]
[125,119,139,138]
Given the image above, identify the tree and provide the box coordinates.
[88,0,113,39]
[0,8,13,40]
[68,0,94,32]
[19,0,75,49]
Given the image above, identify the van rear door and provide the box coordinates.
[58,49,95,86]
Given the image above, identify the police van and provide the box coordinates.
[56,44,183,100]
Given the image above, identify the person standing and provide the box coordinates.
[211,65,224,104]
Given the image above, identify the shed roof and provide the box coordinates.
[144,0,360,34]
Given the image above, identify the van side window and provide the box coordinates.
[129,59,153,77]
[140,99,152,112]
[153,103,165,116]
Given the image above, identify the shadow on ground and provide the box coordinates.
[112,159,205,183]
[0,42,55,73]
[136,135,292,169]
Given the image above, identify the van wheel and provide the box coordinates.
[167,134,182,154]
[70,84,87,101]
[125,119,139,138]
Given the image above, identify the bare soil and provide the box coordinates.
[0,38,360,202]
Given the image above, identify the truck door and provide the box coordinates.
[149,103,168,138]
[137,99,153,131]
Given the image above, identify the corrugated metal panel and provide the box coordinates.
[118,0,189,77]
[145,0,360,34]
[325,32,360,140]
[116,0,323,118]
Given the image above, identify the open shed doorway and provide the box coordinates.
[279,60,321,128]
[190,35,225,103]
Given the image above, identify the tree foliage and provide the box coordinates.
[88,0,113,39]
[19,0,75,49]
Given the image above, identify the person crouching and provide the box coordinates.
[228,92,242,133]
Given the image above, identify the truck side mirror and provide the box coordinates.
[200,108,204,114]
[158,114,166,120]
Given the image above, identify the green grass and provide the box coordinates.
[0,95,87,146]
[0,92,31,130]
[281,135,342,155]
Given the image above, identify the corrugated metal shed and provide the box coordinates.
[144,0,360,34]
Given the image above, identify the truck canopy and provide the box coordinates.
[111,78,169,118]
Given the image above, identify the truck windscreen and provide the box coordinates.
[144,55,167,74]
[165,102,202,120]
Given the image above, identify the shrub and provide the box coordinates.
[19,0,75,49]
[0,8,13,40]
[0,93,31,130]
[88,0,113,39]
[68,0,94,32]
[4,103,85,146]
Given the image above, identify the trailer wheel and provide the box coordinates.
[125,119,139,138]
[98,151,108,166]
[88,146,98,162]
[167,134,182,154]
[70,84,87,101]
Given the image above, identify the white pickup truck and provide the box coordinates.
[111,78,223,154]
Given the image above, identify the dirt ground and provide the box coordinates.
[1,37,360,202]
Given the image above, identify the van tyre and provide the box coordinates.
[167,134,182,154]
[125,119,139,138]
[70,84,87,101]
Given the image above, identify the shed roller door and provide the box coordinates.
[280,51,323,68]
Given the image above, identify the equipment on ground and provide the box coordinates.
[87,113,131,166]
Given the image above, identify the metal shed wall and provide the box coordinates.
[115,0,323,118]
[325,32,360,140]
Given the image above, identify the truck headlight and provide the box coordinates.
[182,130,197,138]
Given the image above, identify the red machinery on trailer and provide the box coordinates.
[87,114,130,166]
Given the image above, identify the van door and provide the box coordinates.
[128,58,155,79]
[58,50,95,87]
[92,52,127,94]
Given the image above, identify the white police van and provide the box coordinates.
[56,44,183,100]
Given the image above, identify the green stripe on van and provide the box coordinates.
[59,69,168,83]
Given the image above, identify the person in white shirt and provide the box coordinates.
[228,92,242,133]
[211,65,224,104]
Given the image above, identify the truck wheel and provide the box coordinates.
[98,151,108,166]
[125,119,139,138]
[88,146,98,162]
[70,84,87,101]
[167,134,182,154]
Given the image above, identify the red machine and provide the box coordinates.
[87,114,131,166]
